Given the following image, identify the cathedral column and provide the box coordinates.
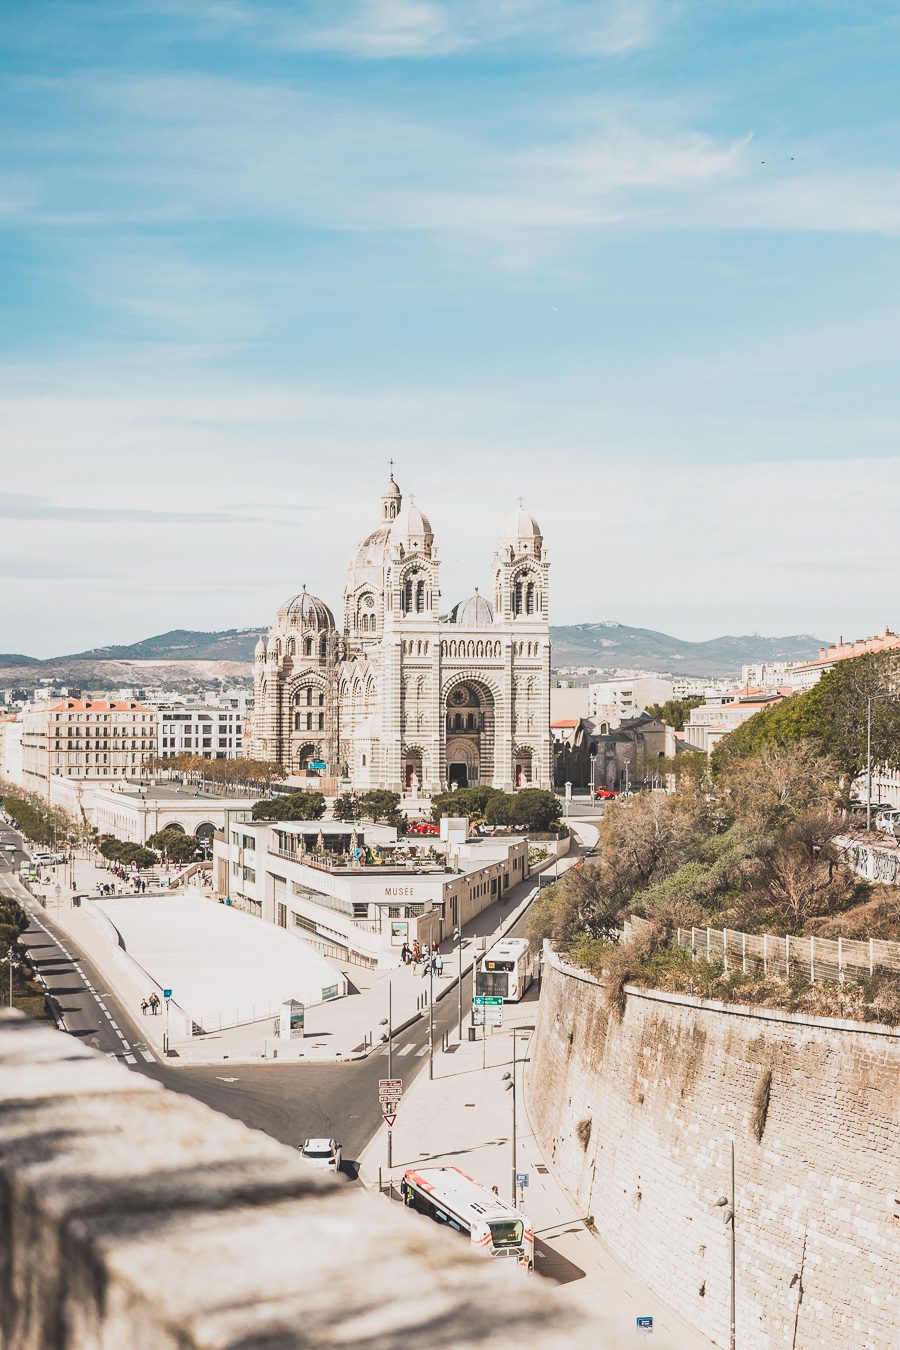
[495,638,515,792]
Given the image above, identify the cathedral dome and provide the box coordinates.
[500,502,542,546]
[275,588,335,632]
[450,590,495,628]
[390,498,433,549]
[353,525,393,569]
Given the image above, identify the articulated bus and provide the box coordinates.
[401,1166,534,1271]
[475,937,533,1003]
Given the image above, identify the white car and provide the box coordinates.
[298,1138,343,1174]
[875,808,900,836]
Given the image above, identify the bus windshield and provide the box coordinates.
[488,1219,524,1248]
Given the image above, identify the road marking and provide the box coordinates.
[123,1053,137,1064]
[397,1043,416,1056]
[139,1049,156,1063]
[415,1046,429,1057]
[216,1076,239,1083]
[109,1020,119,1031]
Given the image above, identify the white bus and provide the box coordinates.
[401,1166,534,1271]
[475,937,533,1002]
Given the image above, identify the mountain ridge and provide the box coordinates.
[0,622,826,679]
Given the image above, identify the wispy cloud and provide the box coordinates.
[0,492,285,526]
[153,0,669,59]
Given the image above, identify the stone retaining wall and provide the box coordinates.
[528,948,900,1349]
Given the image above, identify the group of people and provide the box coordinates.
[399,939,444,977]
[95,877,150,897]
[140,992,162,1016]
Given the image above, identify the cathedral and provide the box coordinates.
[252,473,552,794]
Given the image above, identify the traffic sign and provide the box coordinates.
[383,1113,397,1128]
[516,1172,529,1188]
[379,1077,402,1107]
[163,988,173,999]
[473,995,503,1006]
[636,1316,653,1333]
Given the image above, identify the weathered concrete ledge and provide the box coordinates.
[0,1012,592,1350]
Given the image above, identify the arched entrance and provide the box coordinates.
[295,743,317,772]
[514,747,533,788]
[404,747,423,791]
[443,678,496,789]
[195,822,215,843]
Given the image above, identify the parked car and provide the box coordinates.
[593,787,620,800]
[875,808,900,836]
[406,821,439,836]
[298,1137,343,1174]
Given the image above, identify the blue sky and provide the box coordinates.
[2,0,899,656]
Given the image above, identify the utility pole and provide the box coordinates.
[867,696,873,832]
[454,926,462,1042]
[503,1037,518,1207]
[387,979,393,1168]
[428,956,434,1080]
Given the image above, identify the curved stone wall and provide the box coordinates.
[528,948,899,1349]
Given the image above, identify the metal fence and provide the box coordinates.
[673,925,900,984]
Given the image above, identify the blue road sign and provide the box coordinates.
[516,1172,529,1188]
[163,988,172,999]
[636,1316,653,1331]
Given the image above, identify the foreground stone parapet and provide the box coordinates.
[0,1013,591,1350]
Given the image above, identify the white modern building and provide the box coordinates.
[212,817,530,970]
[587,675,674,723]
[157,704,244,760]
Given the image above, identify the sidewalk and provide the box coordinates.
[21,840,585,1066]
[357,995,712,1350]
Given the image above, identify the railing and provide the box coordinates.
[672,925,900,983]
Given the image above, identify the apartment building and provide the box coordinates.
[587,675,674,724]
[157,704,244,760]
[21,698,157,795]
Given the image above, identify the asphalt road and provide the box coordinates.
[3,813,568,1173]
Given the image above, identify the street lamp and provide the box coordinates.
[502,1025,536,1207]
[381,978,394,1168]
[713,1140,737,1350]
[2,949,21,1008]
[453,926,463,1043]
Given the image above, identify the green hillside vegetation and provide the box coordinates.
[712,649,900,781]
[529,739,900,1023]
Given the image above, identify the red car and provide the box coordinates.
[593,787,620,800]
[406,820,440,836]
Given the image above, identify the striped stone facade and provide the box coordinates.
[252,474,552,794]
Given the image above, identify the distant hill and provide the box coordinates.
[0,622,826,686]
[62,628,267,663]
[549,622,824,677]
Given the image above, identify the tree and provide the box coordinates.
[147,829,201,864]
[332,794,360,822]
[485,788,561,832]
[717,741,839,830]
[644,696,703,731]
[252,792,326,821]
[356,790,402,823]
[430,787,494,823]
[715,649,900,782]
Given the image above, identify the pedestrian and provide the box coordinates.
[435,952,444,976]
[140,998,149,1016]
[400,941,411,966]
[149,992,160,1016]
[491,1185,500,1198]
[412,939,421,965]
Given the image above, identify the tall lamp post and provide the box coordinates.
[714,1140,737,1350]
[502,1025,535,1207]
[2,949,21,1008]
[428,955,435,1080]
[381,979,394,1169]
[453,926,463,1042]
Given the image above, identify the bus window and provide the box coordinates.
[489,1219,524,1247]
